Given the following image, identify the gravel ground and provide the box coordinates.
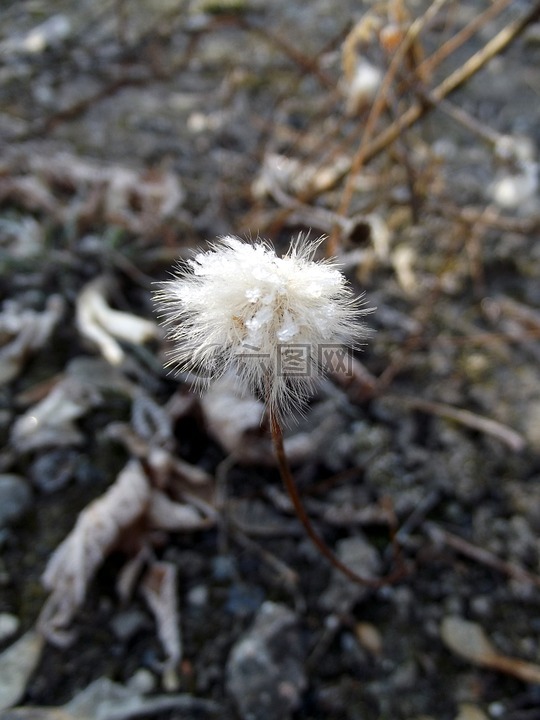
[1,2,540,719]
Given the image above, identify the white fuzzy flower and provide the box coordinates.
[154,234,371,419]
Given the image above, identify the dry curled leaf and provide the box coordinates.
[76,276,158,365]
[0,296,64,386]
[148,489,213,532]
[2,149,185,233]
[11,375,102,451]
[0,175,58,217]
[200,373,272,463]
[0,676,218,720]
[39,460,151,645]
[140,561,182,691]
[252,153,350,201]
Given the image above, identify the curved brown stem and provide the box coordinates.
[269,410,406,588]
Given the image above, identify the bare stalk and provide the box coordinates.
[269,409,404,588]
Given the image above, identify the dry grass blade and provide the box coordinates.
[388,395,526,451]
[425,522,540,589]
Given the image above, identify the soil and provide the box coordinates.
[1,1,540,719]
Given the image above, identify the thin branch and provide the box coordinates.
[324,0,540,219]
[236,16,335,90]
[328,0,449,255]
[361,1,540,165]
[418,0,513,77]
[229,521,300,590]
[419,93,502,146]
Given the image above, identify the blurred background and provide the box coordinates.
[1,1,540,719]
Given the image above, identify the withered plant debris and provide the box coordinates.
[1,0,540,717]
[76,276,159,366]
[0,149,185,233]
[441,616,540,685]
[0,297,64,386]
[0,677,218,720]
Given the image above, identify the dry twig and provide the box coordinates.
[323,0,540,249]
[328,0,450,254]
[387,394,526,451]
[425,522,540,589]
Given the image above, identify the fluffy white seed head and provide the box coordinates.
[154,234,371,420]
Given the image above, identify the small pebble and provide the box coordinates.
[455,703,489,720]
[470,595,492,617]
[0,475,33,529]
[126,668,156,694]
[225,583,264,617]
[226,602,306,720]
[488,702,506,718]
[0,613,20,644]
[186,584,208,608]
[212,555,236,581]
[355,622,382,657]
[110,610,147,642]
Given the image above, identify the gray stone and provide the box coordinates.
[109,610,147,642]
[0,474,33,529]
[0,613,20,644]
[226,602,306,720]
[318,535,381,614]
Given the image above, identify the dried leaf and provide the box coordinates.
[252,153,350,200]
[12,357,136,453]
[148,489,212,532]
[146,449,217,518]
[169,455,214,486]
[0,175,58,216]
[0,296,64,386]
[115,547,151,604]
[441,616,540,684]
[2,150,185,233]
[0,630,45,711]
[200,374,272,463]
[39,461,151,644]
[11,376,102,451]
[0,677,218,720]
[131,392,173,447]
[76,276,158,365]
[140,562,182,690]
[440,616,494,665]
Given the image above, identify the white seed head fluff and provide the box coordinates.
[154,234,372,419]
